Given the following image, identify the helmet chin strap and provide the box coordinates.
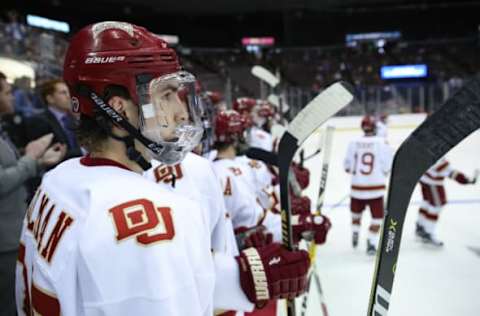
[77,85,156,171]
[109,132,152,171]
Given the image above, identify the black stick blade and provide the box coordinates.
[368,74,480,316]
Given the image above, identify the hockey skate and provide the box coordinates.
[352,232,359,248]
[422,233,444,247]
[415,223,428,240]
[366,240,376,256]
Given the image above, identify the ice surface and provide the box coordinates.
[277,113,480,316]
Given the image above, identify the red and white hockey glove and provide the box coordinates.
[236,243,310,308]
[291,163,310,190]
[292,214,332,245]
[235,226,273,250]
[291,195,311,215]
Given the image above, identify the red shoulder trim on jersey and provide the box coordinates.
[425,172,444,181]
[80,155,132,171]
[435,161,449,172]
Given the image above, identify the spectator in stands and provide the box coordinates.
[0,71,66,316]
[23,79,82,196]
[13,76,39,117]
[5,10,26,55]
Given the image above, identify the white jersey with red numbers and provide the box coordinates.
[15,157,215,316]
[213,157,282,243]
[212,158,265,229]
[143,153,254,314]
[419,157,455,186]
[344,136,394,199]
[376,121,388,139]
[144,152,237,255]
[235,155,276,211]
[248,126,273,152]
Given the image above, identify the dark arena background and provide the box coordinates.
[0,0,479,315]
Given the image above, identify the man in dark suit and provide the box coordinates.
[25,79,83,159]
[24,79,83,196]
[0,72,66,316]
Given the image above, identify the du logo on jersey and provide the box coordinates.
[154,164,183,184]
[109,198,175,245]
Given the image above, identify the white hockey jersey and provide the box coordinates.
[144,152,237,255]
[419,157,454,186]
[248,126,273,152]
[143,153,254,314]
[212,158,265,229]
[376,121,388,139]
[344,136,394,199]
[234,155,276,210]
[16,157,215,316]
[213,157,282,242]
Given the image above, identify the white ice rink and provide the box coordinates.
[278,113,480,316]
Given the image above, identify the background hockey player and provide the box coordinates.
[344,115,394,255]
[247,101,275,152]
[416,157,478,246]
[212,109,330,315]
[15,22,311,316]
[376,113,389,139]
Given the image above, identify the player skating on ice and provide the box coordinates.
[376,113,389,139]
[416,157,478,246]
[344,115,394,255]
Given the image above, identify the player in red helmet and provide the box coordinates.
[16,22,310,316]
[232,97,257,115]
[361,115,377,134]
[343,115,394,255]
[247,102,275,152]
[63,22,204,168]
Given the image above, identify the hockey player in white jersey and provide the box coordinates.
[15,22,310,316]
[344,115,394,255]
[248,101,275,152]
[212,109,329,316]
[416,157,477,246]
[144,153,256,314]
[375,113,388,139]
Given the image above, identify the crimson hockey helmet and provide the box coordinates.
[64,21,181,116]
[361,115,377,134]
[64,22,204,166]
[233,97,257,114]
[215,110,246,143]
[205,91,223,105]
[254,101,275,119]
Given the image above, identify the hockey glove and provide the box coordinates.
[235,226,273,250]
[291,162,310,189]
[291,195,311,215]
[292,214,332,245]
[236,243,310,308]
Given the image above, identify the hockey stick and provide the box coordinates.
[278,81,354,316]
[315,126,335,211]
[328,194,349,211]
[300,126,335,316]
[367,75,480,316]
[246,147,278,166]
[251,65,289,123]
[303,148,322,162]
[251,65,280,88]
